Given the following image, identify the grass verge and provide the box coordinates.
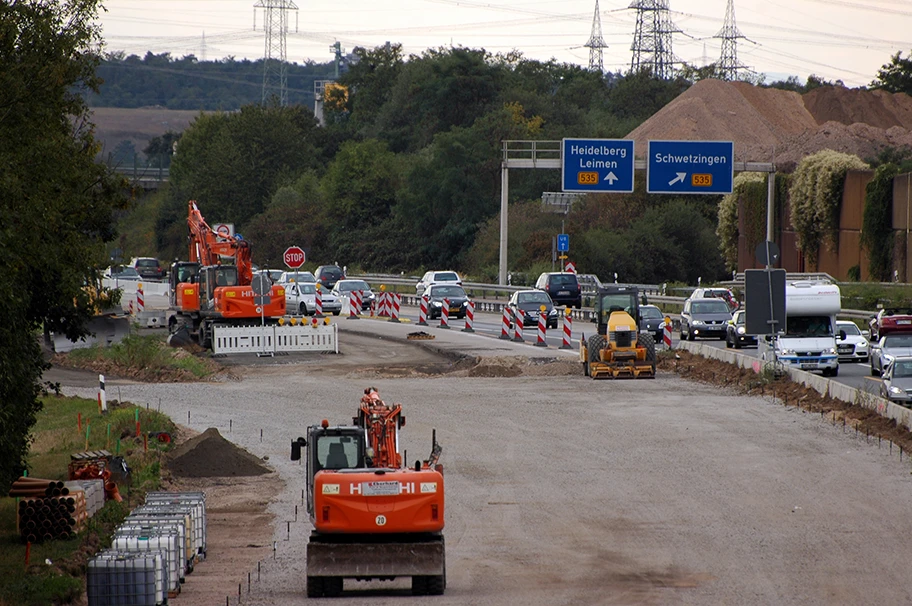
[0,395,176,606]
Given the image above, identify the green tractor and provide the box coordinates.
[579,284,657,379]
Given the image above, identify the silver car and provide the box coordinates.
[880,357,912,405]
[283,282,342,316]
[870,333,912,376]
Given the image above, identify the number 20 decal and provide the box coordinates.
[375,515,387,526]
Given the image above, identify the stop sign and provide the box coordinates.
[283,246,306,269]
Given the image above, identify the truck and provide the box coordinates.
[760,280,844,377]
[290,388,446,597]
[167,200,286,348]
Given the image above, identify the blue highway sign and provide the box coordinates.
[647,140,734,194]
[562,138,634,193]
[557,234,569,252]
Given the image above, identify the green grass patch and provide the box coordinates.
[63,333,216,380]
[0,395,175,605]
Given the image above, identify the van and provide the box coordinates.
[534,272,582,308]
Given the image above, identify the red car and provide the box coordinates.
[869,307,912,340]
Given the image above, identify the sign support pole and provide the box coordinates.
[499,161,509,286]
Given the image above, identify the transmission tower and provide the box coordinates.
[254,0,298,106]
[584,0,608,72]
[629,0,678,80]
[200,32,207,62]
[714,0,752,81]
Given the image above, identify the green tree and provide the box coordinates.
[871,51,912,94]
[607,69,690,121]
[163,103,324,254]
[144,130,181,168]
[0,0,129,492]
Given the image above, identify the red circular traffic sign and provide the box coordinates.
[284,246,306,269]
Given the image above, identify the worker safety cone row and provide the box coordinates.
[499,306,511,339]
[535,311,547,347]
[663,319,673,349]
[439,298,450,329]
[418,295,429,326]
[560,309,573,349]
[389,293,401,323]
[462,301,475,333]
[315,287,323,317]
[136,283,144,312]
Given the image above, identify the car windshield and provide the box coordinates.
[430,285,466,298]
[112,267,139,278]
[786,315,832,337]
[299,283,315,294]
[884,335,912,348]
[434,272,459,282]
[136,259,159,268]
[518,292,551,305]
[641,307,662,319]
[551,274,578,286]
[692,300,731,314]
[339,280,369,292]
[321,268,342,278]
[839,323,861,336]
[283,271,315,283]
[893,361,912,377]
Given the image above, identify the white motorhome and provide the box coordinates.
[761,281,844,377]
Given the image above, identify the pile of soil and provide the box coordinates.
[166,427,272,478]
[627,79,912,169]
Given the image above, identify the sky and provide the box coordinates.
[96,0,912,88]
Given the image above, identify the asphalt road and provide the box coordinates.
[58,320,912,605]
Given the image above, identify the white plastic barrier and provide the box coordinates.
[212,323,338,355]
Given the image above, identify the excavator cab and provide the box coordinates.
[292,425,368,518]
[169,261,200,310]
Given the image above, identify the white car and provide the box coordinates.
[835,320,869,362]
[284,282,341,316]
[278,270,316,284]
[416,270,462,295]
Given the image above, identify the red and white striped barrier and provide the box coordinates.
[315,287,323,317]
[348,291,360,319]
[560,309,572,349]
[439,298,450,329]
[136,283,144,312]
[500,306,511,339]
[512,310,524,342]
[378,291,389,317]
[389,293,401,323]
[98,374,107,414]
[535,310,547,347]
[462,300,475,333]
[663,318,673,348]
[128,299,134,315]
[418,295,428,326]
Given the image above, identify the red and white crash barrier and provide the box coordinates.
[418,295,428,326]
[560,309,572,349]
[512,310,524,343]
[315,287,323,317]
[348,290,360,319]
[128,299,134,315]
[389,293,401,323]
[439,298,450,329]
[136,283,144,312]
[664,318,673,348]
[500,306,511,339]
[378,291,390,317]
[462,300,475,333]
[535,310,547,347]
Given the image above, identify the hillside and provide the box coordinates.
[627,79,912,169]
[90,107,206,161]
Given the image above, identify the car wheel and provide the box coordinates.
[733,338,741,350]
[687,330,695,342]
[298,303,307,315]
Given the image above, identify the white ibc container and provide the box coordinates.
[125,513,191,573]
[64,479,104,516]
[116,522,188,577]
[133,504,202,561]
[112,535,180,594]
[143,492,207,558]
[87,550,165,606]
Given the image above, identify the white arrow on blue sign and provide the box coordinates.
[557,234,569,252]
[647,140,734,195]
[562,138,634,193]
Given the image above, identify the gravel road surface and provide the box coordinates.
[58,325,912,605]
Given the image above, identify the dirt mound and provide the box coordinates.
[166,427,272,478]
[627,79,912,167]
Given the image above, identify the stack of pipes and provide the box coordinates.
[9,477,88,543]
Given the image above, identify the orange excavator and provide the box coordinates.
[167,200,286,348]
[291,388,446,598]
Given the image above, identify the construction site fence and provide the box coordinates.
[212,322,338,355]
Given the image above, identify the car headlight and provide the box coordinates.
[824,347,836,355]
[691,319,704,326]
[891,386,904,395]
[548,309,558,316]
[431,301,442,308]
[737,326,746,335]
[461,301,468,307]
[860,340,868,347]
[780,349,796,356]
